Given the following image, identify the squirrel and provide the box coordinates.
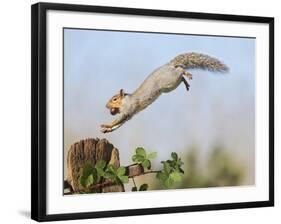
[101,52,228,133]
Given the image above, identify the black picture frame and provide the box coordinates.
[31,2,274,222]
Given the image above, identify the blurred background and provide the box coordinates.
[64,28,255,190]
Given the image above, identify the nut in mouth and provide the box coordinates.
[110,107,119,115]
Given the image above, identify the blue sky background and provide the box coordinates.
[64,28,255,184]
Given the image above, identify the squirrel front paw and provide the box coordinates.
[100,127,112,133]
[100,124,113,133]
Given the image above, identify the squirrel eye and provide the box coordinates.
[113,98,117,101]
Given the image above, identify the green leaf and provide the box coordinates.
[107,164,117,173]
[139,184,148,191]
[103,171,116,180]
[118,175,129,183]
[156,171,168,181]
[132,155,137,162]
[92,169,100,183]
[163,161,171,174]
[96,167,105,176]
[179,168,185,174]
[104,173,115,180]
[136,147,146,157]
[117,166,126,176]
[79,163,95,188]
[132,186,137,191]
[95,160,106,169]
[141,159,151,169]
[85,174,94,188]
[176,158,184,167]
[164,177,174,188]
[82,163,93,177]
[170,171,182,182]
[95,161,106,176]
[171,152,178,161]
[132,154,145,163]
[147,152,157,160]
[79,176,86,187]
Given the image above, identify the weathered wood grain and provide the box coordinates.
[65,138,124,193]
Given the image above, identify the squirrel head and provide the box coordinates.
[106,89,127,115]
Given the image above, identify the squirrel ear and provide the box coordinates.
[119,89,125,97]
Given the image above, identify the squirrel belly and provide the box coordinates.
[126,64,183,114]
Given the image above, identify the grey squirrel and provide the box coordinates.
[101,52,228,133]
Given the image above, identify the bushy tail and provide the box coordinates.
[169,52,229,72]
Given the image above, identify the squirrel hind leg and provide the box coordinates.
[175,66,193,80]
[182,70,193,80]
[181,77,190,92]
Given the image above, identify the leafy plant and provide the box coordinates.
[79,163,100,193]
[95,160,106,177]
[78,147,184,193]
[79,163,95,188]
[79,161,129,192]
[156,152,184,188]
[132,147,157,170]
[104,165,129,184]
